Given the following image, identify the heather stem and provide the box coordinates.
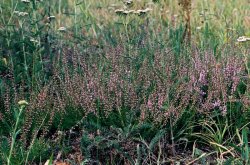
[170,113,176,156]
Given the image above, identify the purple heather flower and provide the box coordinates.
[220,105,227,116]
[212,100,221,108]
[198,70,207,85]
[147,99,153,110]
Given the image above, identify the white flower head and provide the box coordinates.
[58,26,66,31]
[134,8,152,15]
[128,10,135,14]
[30,37,39,43]
[122,10,135,15]
[115,9,125,14]
[122,10,130,14]
[134,10,141,14]
[18,100,29,106]
[14,11,29,17]
[143,8,152,12]
[2,58,7,65]
[196,26,202,30]
[21,0,30,3]
[237,36,250,42]
[48,15,56,20]
[124,0,133,5]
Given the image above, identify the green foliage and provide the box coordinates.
[24,138,51,163]
[149,129,166,151]
[0,0,249,164]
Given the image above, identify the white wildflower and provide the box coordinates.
[2,58,7,65]
[124,0,133,5]
[133,10,141,14]
[143,8,152,12]
[115,9,125,14]
[21,0,30,3]
[134,8,152,15]
[128,10,135,14]
[196,26,202,30]
[122,10,130,14]
[110,4,119,7]
[58,27,66,31]
[18,12,29,16]
[48,15,56,20]
[18,100,29,106]
[237,36,250,42]
[30,37,39,43]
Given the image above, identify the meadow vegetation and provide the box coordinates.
[0,0,250,164]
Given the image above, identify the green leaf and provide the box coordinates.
[242,128,249,163]
[149,129,166,151]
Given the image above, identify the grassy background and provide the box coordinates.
[0,0,250,164]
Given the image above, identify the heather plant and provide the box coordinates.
[1,40,249,164]
[0,0,250,164]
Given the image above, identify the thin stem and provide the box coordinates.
[7,106,25,165]
[125,17,131,57]
[7,0,18,25]
[25,113,48,165]
[74,0,78,35]
[58,0,61,27]
[32,1,44,87]
[170,114,176,156]
[19,20,30,84]
[157,141,162,165]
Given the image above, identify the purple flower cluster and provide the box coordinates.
[3,44,248,140]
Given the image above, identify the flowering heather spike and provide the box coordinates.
[147,99,153,110]
[158,93,165,109]
[4,87,11,115]
[10,43,246,139]
[220,105,227,116]
[212,100,221,108]
[198,70,207,85]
